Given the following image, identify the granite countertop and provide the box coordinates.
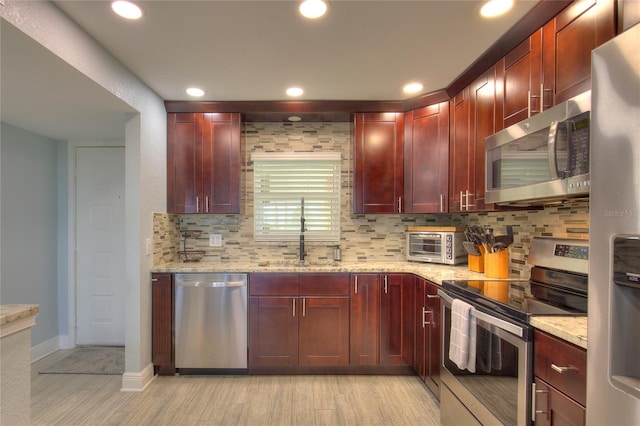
[152,260,496,285]
[530,316,587,349]
[0,304,40,326]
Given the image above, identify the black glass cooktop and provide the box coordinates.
[442,279,587,324]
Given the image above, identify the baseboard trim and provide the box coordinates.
[31,336,61,362]
[121,363,155,392]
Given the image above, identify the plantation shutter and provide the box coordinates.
[253,152,341,241]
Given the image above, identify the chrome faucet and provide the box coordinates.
[299,197,306,261]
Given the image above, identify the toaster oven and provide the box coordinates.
[406,227,467,265]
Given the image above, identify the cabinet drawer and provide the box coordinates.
[534,330,586,406]
[299,273,349,296]
[249,273,299,296]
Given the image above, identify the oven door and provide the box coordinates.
[407,233,444,263]
[439,290,533,426]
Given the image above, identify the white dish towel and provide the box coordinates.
[448,298,477,373]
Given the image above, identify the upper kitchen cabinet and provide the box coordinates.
[449,67,498,212]
[404,102,449,213]
[167,112,241,214]
[496,0,615,128]
[353,112,404,214]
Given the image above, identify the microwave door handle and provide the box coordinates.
[547,121,560,180]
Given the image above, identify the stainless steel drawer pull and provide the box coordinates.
[354,276,358,294]
[426,294,439,299]
[551,363,575,373]
[302,298,306,317]
[292,298,296,317]
[384,275,388,294]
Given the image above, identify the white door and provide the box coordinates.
[76,147,125,345]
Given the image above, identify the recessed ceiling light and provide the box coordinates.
[111,1,143,20]
[288,116,302,122]
[186,87,205,97]
[299,0,328,19]
[286,87,304,97]
[480,0,514,18]
[403,82,424,94]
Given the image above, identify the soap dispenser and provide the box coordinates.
[333,245,341,262]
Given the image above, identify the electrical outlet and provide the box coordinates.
[145,238,152,255]
[209,234,222,247]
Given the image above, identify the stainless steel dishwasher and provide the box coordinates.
[174,273,248,371]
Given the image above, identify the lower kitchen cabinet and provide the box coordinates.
[414,278,441,399]
[533,330,586,425]
[350,274,380,365]
[380,274,414,366]
[151,273,174,375]
[351,273,414,367]
[248,273,350,368]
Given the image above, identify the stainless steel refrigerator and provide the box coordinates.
[588,23,640,424]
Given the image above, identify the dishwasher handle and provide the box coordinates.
[175,280,246,288]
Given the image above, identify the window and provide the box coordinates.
[253,152,341,242]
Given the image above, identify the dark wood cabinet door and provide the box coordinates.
[167,113,202,214]
[350,274,380,365]
[425,281,441,399]
[469,68,498,211]
[497,29,544,128]
[152,273,174,375]
[404,103,449,213]
[201,113,241,213]
[414,278,427,381]
[380,274,414,366]
[534,378,586,426]
[542,0,615,105]
[248,297,298,366]
[449,88,472,212]
[299,297,350,366]
[353,113,404,214]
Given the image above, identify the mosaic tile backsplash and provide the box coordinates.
[153,122,589,279]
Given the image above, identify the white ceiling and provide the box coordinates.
[1,0,539,140]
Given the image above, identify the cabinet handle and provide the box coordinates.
[205,196,209,213]
[384,275,388,294]
[465,190,472,209]
[423,308,432,326]
[540,83,545,112]
[302,298,306,317]
[426,294,438,299]
[397,196,402,213]
[440,194,444,212]
[151,278,158,282]
[354,276,358,294]
[529,90,541,116]
[196,196,200,213]
[459,191,464,210]
[292,298,296,317]
[531,383,550,420]
[551,363,575,374]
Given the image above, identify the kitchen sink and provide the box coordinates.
[257,260,340,267]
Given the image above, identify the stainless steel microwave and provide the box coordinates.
[406,230,467,265]
[485,91,591,206]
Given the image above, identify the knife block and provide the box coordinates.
[468,245,485,273]
[484,249,509,278]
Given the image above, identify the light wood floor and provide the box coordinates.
[31,349,440,425]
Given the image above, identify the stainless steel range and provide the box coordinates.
[438,237,588,425]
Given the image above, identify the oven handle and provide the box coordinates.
[438,289,524,338]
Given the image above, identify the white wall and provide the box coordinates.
[1,1,167,390]
[0,123,60,346]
